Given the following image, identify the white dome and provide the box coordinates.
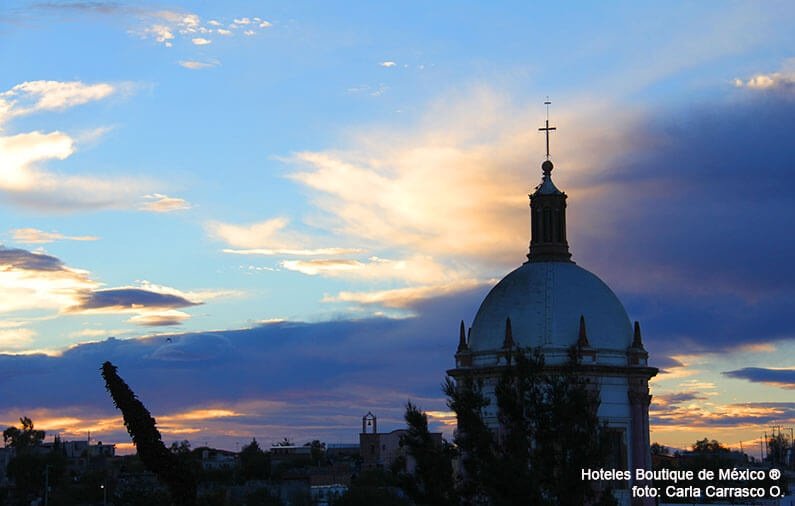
[469,262,632,352]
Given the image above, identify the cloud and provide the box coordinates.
[0,246,97,314]
[722,367,795,390]
[0,80,166,212]
[324,279,487,309]
[0,80,116,122]
[285,89,537,266]
[149,333,233,361]
[2,280,782,452]
[208,217,360,257]
[178,60,219,70]
[127,310,191,327]
[70,288,199,312]
[0,129,151,211]
[0,328,37,352]
[281,255,476,287]
[650,401,795,429]
[0,246,209,331]
[653,391,709,407]
[33,2,128,15]
[223,247,363,257]
[142,24,175,46]
[279,83,795,358]
[131,10,274,52]
[68,328,134,339]
[733,63,795,92]
[11,228,99,244]
[208,217,291,249]
[139,193,192,212]
[0,288,487,448]
[281,259,363,276]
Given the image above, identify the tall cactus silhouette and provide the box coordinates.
[101,361,196,506]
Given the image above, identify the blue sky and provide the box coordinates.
[1,1,795,452]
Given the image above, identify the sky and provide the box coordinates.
[1,1,795,455]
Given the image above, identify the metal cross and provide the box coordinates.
[538,98,556,159]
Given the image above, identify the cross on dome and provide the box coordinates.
[538,98,556,160]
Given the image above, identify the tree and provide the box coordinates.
[3,417,63,504]
[691,438,729,454]
[443,374,494,505]
[304,439,326,466]
[651,442,670,456]
[398,402,456,506]
[275,437,293,447]
[2,416,45,451]
[445,346,618,505]
[767,433,791,467]
[239,439,270,481]
[101,361,197,506]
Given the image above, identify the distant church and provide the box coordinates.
[448,108,657,506]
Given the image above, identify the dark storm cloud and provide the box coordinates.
[0,287,487,443]
[71,288,199,311]
[570,91,795,359]
[0,246,67,272]
[722,367,795,389]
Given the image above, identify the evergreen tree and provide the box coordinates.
[239,438,270,481]
[399,402,456,506]
[490,347,545,505]
[445,346,618,506]
[101,361,197,506]
[442,375,494,505]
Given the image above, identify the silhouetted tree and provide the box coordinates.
[101,361,197,506]
[304,439,326,466]
[445,347,618,505]
[275,437,293,446]
[398,402,456,506]
[443,374,494,505]
[529,349,617,506]
[2,416,45,450]
[2,417,65,503]
[691,438,729,454]
[651,442,670,456]
[766,433,791,467]
[240,438,270,481]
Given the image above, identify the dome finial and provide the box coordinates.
[527,98,572,264]
[577,314,590,347]
[503,317,514,349]
[538,97,556,161]
[458,320,468,352]
[632,321,645,350]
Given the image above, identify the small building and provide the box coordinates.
[200,447,238,471]
[269,444,312,469]
[359,412,442,473]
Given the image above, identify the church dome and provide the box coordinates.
[468,261,632,352]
